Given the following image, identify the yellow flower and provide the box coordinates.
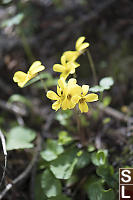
[61,79,82,110]
[63,36,89,62]
[53,55,79,80]
[46,78,66,111]
[72,85,98,113]
[13,61,45,88]
[47,78,82,111]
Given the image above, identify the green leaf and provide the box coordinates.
[45,79,58,88]
[102,117,111,124]
[91,150,108,166]
[89,85,104,92]
[34,77,58,89]
[2,0,12,4]
[1,13,24,27]
[50,148,78,179]
[96,165,115,188]
[40,139,64,162]
[76,151,90,169]
[86,179,103,200]
[66,175,78,187]
[49,194,71,200]
[41,169,62,198]
[103,96,111,107]
[6,126,36,150]
[88,144,95,152]
[85,177,115,200]
[102,189,115,200]
[55,110,73,126]
[97,150,108,165]
[100,77,114,90]
[35,175,47,200]
[90,77,114,93]
[58,131,72,145]
[8,94,32,108]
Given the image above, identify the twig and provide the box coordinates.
[0,134,42,200]
[0,99,27,117]
[30,164,37,200]
[16,115,24,126]
[0,130,7,188]
[98,103,133,123]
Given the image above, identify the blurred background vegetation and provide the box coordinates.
[0,0,133,199]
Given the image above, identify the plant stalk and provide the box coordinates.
[87,50,97,84]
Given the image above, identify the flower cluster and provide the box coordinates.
[47,36,98,113]
[13,36,98,113]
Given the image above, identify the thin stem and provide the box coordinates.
[17,27,35,63]
[74,107,85,145]
[86,50,97,84]
[74,108,81,134]
[40,74,48,93]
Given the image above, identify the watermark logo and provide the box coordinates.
[119,168,133,200]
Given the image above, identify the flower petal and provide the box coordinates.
[53,64,65,72]
[68,78,77,85]
[73,61,80,68]
[68,100,76,109]
[78,43,89,52]
[60,72,69,80]
[13,71,28,88]
[63,51,79,62]
[85,93,98,102]
[82,85,89,96]
[52,101,61,111]
[69,85,82,97]
[29,61,45,74]
[58,78,66,90]
[46,91,59,100]
[79,101,88,113]
[61,54,67,66]
[61,98,68,110]
[75,36,85,50]
[62,97,76,109]
[13,71,27,82]
[57,86,61,96]
[72,95,81,104]
[70,68,75,74]
[69,62,80,72]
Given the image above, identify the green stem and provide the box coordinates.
[86,50,97,84]
[17,27,35,63]
[74,107,85,145]
[40,74,48,93]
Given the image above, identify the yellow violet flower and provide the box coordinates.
[47,78,82,111]
[53,55,80,80]
[72,85,98,113]
[46,78,66,111]
[61,78,82,110]
[13,61,45,88]
[63,36,89,62]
